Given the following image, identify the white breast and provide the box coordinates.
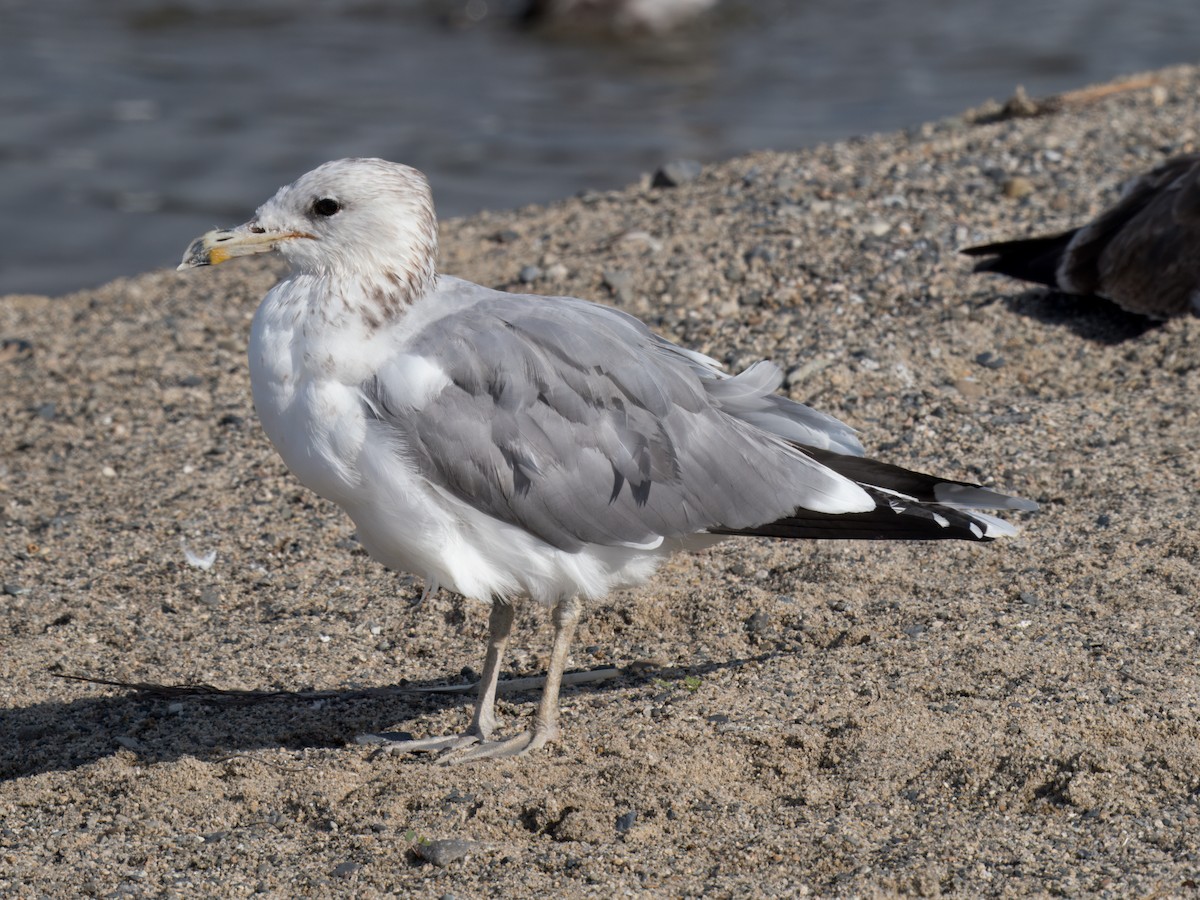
[246,281,454,572]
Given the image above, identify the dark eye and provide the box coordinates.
[311,197,341,217]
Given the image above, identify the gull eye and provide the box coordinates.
[311,197,341,217]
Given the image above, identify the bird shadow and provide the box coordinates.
[2,676,439,782]
[1,653,781,781]
[990,288,1164,344]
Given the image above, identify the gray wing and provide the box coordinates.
[363,286,871,552]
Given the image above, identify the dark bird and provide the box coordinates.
[963,153,1200,319]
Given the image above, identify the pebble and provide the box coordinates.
[744,245,774,265]
[1003,176,1034,199]
[414,839,479,868]
[1,338,33,362]
[518,265,541,283]
[975,351,1005,369]
[331,861,362,878]
[746,610,770,634]
[785,357,831,388]
[652,159,702,188]
[990,412,1030,425]
[615,810,637,834]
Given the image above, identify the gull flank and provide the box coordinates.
[179,158,1036,763]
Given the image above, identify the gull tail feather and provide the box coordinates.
[705,361,864,456]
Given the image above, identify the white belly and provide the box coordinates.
[260,394,674,606]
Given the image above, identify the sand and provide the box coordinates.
[2,66,1199,898]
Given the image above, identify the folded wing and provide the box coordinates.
[364,282,1032,551]
[363,286,873,551]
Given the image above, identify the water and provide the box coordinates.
[2,0,1197,296]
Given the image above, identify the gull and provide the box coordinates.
[179,158,1036,763]
[962,152,1200,319]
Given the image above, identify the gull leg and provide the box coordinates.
[526,594,584,748]
[448,595,582,764]
[357,598,515,756]
[466,599,516,740]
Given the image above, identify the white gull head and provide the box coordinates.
[179,158,438,312]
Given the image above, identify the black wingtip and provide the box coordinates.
[712,516,996,542]
[712,484,1026,544]
[960,230,1078,289]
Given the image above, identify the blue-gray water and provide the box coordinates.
[3,0,1197,296]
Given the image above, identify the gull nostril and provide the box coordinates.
[215,234,232,242]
